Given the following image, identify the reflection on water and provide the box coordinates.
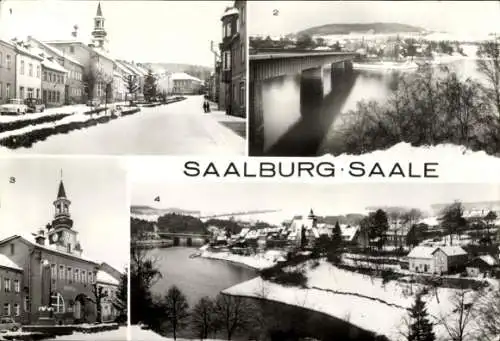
[148,247,257,307]
[261,60,482,156]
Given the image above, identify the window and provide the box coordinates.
[36,89,40,99]
[43,71,47,81]
[51,264,56,279]
[240,82,245,108]
[67,267,72,283]
[14,304,20,316]
[27,88,33,98]
[20,60,25,75]
[223,51,231,70]
[14,280,20,293]
[51,292,65,313]
[56,91,60,103]
[19,87,24,99]
[6,84,10,99]
[59,265,65,280]
[29,63,33,77]
[67,244,72,253]
[3,304,10,316]
[36,65,40,78]
[4,278,11,292]
[24,297,29,312]
[81,270,86,284]
[74,269,79,283]
[6,55,11,69]
[88,272,93,284]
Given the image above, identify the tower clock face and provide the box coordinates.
[51,233,59,243]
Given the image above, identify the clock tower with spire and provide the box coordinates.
[91,2,108,51]
[47,176,82,256]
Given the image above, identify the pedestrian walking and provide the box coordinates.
[206,100,211,113]
[202,101,207,113]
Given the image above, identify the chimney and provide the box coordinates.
[35,229,46,245]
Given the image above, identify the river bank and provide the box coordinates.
[199,249,286,270]
[222,259,498,341]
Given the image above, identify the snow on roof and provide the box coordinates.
[96,270,119,286]
[340,225,359,241]
[221,7,239,19]
[478,255,498,266]
[13,42,43,60]
[408,245,467,259]
[1,234,98,265]
[30,37,83,66]
[437,246,467,257]
[407,246,436,259]
[239,228,249,238]
[171,72,203,83]
[41,57,68,73]
[418,217,439,226]
[0,254,22,271]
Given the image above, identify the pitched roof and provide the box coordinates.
[96,270,119,286]
[435,246,467,257]
[57,180,67,198]
[0,234,98,265]
[407,246,436,259]
[171,72,203,82]
[0,254,22,271]
[27,37,83,67]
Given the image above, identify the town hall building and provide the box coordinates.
[0,177,122,325]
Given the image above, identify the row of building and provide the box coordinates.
[207,0,246,118]
[0,179,123,325]
[0,2,176,107]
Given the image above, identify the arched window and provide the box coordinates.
[51,292,65,313]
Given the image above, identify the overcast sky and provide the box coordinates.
[249,1,500,37]
[0,0,230,66]
[0,158,129,271]
[132,182,500,219]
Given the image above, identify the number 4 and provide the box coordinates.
[154,196,160,202]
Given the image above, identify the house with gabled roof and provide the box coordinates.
[407,245,468,274]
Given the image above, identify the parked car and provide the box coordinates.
[0,317,21,331]
[86,99,101,107]
[0,98,29,115]
[25,98,46,113]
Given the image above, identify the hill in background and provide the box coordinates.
[141,63,213,81]
[296,22,427,37]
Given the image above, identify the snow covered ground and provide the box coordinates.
[201,249,286,270]
[130,325,225,341]
[223,260,498,341]
[1,326,128,341]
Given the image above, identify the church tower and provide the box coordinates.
[91,2,108,50]
[47,177,82,255]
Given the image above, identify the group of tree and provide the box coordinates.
[161,288,257,340]
[143,69,158,102]
[313,221,343,263]
[359,209,390,250]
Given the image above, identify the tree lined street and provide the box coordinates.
[10,96,245,155]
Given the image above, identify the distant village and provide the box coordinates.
[134,200,500,281]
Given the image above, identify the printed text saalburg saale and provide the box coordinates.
[183,161,439,178]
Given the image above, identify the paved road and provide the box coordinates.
[13,95,245,155]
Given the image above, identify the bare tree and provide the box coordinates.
[191,296,215,340]
[124,75,140,106]
[213,294,254,340]
[475,288,500,341]
[437,288,478,341]
[91,282,108,323]
[163,285,189,340]
[477,39,500,118]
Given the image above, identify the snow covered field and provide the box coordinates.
[223,260,498,341]
[130,325,225,341]
[201,249,285,270]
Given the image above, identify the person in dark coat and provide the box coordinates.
[202,101,207,113]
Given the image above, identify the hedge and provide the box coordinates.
[0,114,70,133]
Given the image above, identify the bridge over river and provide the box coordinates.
[249,49,359,156]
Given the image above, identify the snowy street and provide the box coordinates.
[43,326,128,340]
[2,96,245,155]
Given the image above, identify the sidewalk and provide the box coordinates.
[207,101,246,139]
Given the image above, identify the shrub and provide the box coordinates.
[272,269,307,287]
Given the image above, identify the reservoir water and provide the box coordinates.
[260,59,484,156]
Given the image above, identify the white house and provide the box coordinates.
[13,41,43,99]
[96,270,120,323]
[407,245,468,274]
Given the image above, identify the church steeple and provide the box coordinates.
[52,176,73,229]
[91,1,108,50]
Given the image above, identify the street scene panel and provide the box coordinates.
[0,0,246,155]
[0,158,128,340]
[248,1,500,158]
[131,178,500,341]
